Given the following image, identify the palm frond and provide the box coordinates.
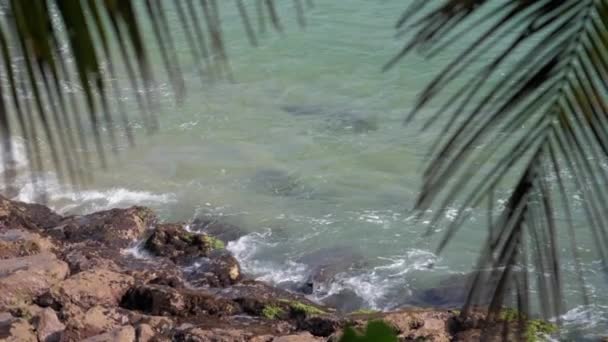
[0,0,307,198]
[391,0,608,330]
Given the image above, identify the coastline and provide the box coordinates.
[0,196,549,341]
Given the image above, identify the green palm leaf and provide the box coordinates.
[388,0,608,334]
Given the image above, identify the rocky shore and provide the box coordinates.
[0,196,549,341]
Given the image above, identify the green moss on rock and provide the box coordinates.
[262,305,285,320]
[279,299,326,315]
[499,308,557,342]
[202,234,225,250]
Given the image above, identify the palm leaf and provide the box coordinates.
[390,0,608,333]
[0,0,307,198]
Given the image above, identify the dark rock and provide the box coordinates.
[296,315,342,337]
[186,249,242,287]
[0,196,62,232]
[189,217,248,243]
[143,223,224,265]
[121,284,237,317]
[48,207,155,249]
[406,271,514,309]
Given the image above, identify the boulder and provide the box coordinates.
[49,269,134,310]
[121,284,237,317]
[48,207,155,249]
[0,253,69,309]
[0,196,62,232]
[81,325,136,342]
[144,224,224,265]
[32,308,65,342]
[186,249,241,287]
[0,229,54,259]
[190,217,248,243]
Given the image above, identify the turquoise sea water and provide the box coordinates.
[8,2,608,339]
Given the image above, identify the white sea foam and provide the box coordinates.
[227,230,309,284]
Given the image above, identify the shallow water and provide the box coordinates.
[7,1,608,339]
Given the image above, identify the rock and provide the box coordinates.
[121,284,237,317]
[321,289,366,314]
[49,269,134,310]
[173,327,252,342]
[60,246,120,275]
[296,315,342,337]
[81,325,136,342]
[296,247,366,295]
[186,250,241,288]
[57,305,130,340]
[0,229,54,259]
[144,224,223,265]
[190,217,248,243]
[274,332,322,342]
[281,104,325,116]
[406,271,513,309]
[48,207,155,248]
[0,253,69,309]
[382,310,454,342]
[33,308,65,342]
[135,324,155,342]
[0,317,37,342]
[0,196,62,232]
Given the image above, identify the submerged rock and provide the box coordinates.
[281,104,378,134]
[250,169,312,198]
[296,246,367,295]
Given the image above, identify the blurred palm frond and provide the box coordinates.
[0,0,309,197]
[390,0,608,335]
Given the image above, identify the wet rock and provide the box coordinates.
[0,253,69,310]
[0,196,62,232]
[144,224,223,265]
[321,289,366,314]
[32,307,65,342]
[121,284,237,317]
[406,271,513,309]
[49,269,134,310]
[81,325,136,342]
[190,217,248,243]
[296,247,366,295]
[186,249,241,288]
[48,207,155,249]
[0,229,54,259]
